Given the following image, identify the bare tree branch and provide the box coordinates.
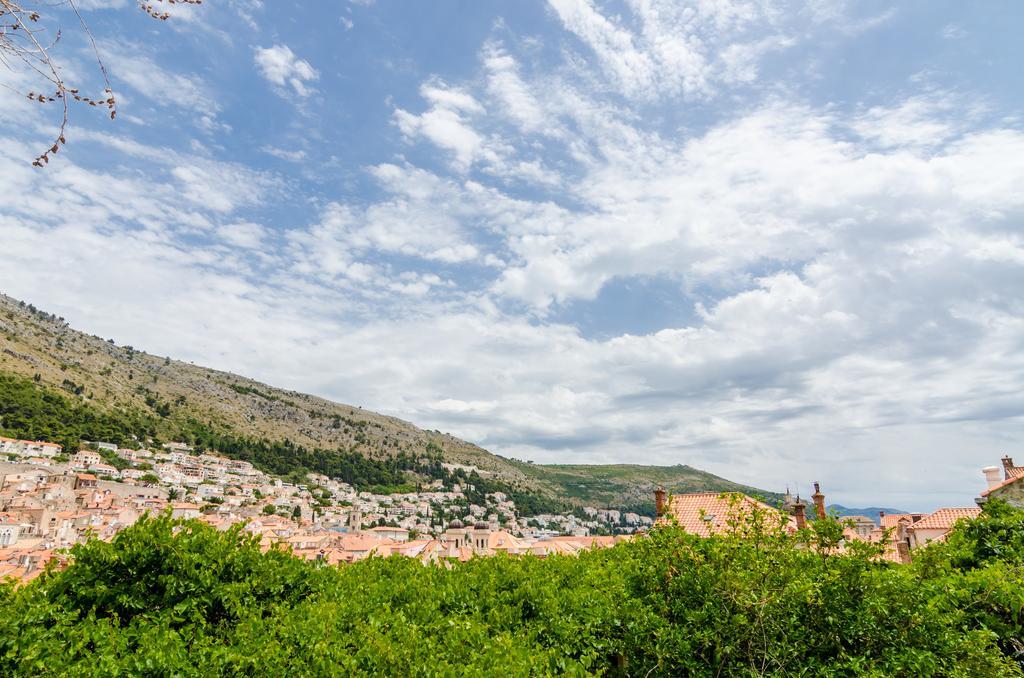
[0,0,196,167]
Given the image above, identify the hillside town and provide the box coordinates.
[0,436,652,579]
[0,435,1014,581]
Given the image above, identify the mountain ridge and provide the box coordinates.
[0,293,779,513]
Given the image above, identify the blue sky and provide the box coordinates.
[2,0,1024,509]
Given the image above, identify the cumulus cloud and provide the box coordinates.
[394,82,489,171]
[254,44,320,97]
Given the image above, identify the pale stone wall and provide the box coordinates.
[992,481,1024,508]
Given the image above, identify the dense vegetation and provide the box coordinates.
[0,372,159,451]
[3,500,1023,675]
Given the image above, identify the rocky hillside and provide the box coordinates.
[0,293,776,511]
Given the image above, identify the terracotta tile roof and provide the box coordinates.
[910,507,980,530]
[487,531,526,551]
[334,534,393,552]
[842,527,863,541]
[530,540,583,557]
[659,492,795,537]
[286,534,331,545]
[879,513,917,529]
[390,538,436,558]
[0,564,24,579]
[1007,466,1024,478]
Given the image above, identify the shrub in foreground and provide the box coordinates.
[1,503,1023,676]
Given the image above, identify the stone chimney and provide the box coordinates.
[1002,456,1015,479]
[811,482,826,520]
[895,540,911,565]
[654,487,668,518]
[791,497,807,530]
[984,466,1003,489]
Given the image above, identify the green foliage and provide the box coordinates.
[453,467,571,516]
[0,372,157,451]
[912,500,1024,669]
[1,505,1023,675]
[97,447,130,471]
[940,499,1024,570]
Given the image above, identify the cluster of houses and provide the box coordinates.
[655,484,982,563]
[655,457,1024,564]
[0,434,1017,580]
[0,436,648,580]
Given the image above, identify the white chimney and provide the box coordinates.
[983,466,1002,489]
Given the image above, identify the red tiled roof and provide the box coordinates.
[879,513,917,529]
[660,492,795,537]
[910,507,981,530]
[530,540,584,556]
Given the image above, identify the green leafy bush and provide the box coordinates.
[2,502,1023,675]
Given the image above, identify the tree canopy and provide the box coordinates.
[2,501,1023,675]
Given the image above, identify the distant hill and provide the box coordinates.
[519,463,782,515]
[0,293,777,514]
[828,505,908,524]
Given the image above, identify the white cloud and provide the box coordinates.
[546,0,796,100]
[483,45,547,133]
[261,146,307,162]
[254,44,320,97]
[288,164,503,273]
[394,82,489,171]
[393,78,564,183]
[545,0,891,101]
[218,222,268,249]
[850,94,962,148]
[99,42,224,131]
